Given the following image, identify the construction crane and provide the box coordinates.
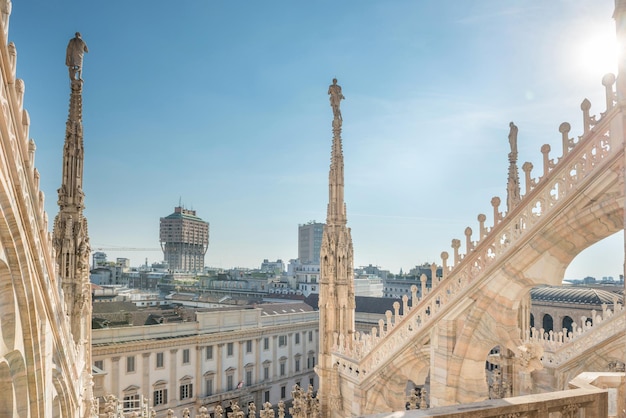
[92,247,161,252]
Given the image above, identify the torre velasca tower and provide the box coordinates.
[159,206,209,272]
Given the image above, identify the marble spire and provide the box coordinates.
[317,79,355,418]
[52,47,91,345]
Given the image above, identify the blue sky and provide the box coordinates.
[10,1,622,279]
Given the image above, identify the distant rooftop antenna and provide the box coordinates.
[178,196,182,207]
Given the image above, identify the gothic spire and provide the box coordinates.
[318,79,355,418]
[326,78,347,226]
[52,35,91,345]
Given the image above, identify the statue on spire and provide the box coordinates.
[508,121,518,157]
[328,78,345,120]
[66,32,88,81]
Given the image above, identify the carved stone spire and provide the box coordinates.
[506,122,521,212]
[52,64,91,344]
[318,79,355,418]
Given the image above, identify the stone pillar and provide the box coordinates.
[169,349,178,404]
[111,356,120,396]
[429,320,456,407]
[238,341,244,387]
[288,333,293,376]
[255,338,261,384]
[216,344,223,393]
[195,346,202,404]
[142,353,150,399]
[272,336,278,378]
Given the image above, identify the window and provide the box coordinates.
[264,366,269,380]
[126,356,135,373]
[264,391,270,403]
[227,342,234,356]
[227,375,234,391]
[308,331,313,342]
[309,377,314,387]
[153,388,167,406]
[156,352,164,368]
[263,337,269,350]
[280,362,286,376]
[280,385,286,399]
[94,360,103,371]
[123,394,139,412]
[246,340,252,353]
[206,345,213,360]
[295,333,300,344]
[279,335,287,347]
[246,370,252,386]
[295,359,300,373]
[180,383,193,400]
[205,378,213,396]
[182,349,190,364]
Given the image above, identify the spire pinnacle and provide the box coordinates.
[326,79,347,226]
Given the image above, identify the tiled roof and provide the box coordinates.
[531,286,623,305]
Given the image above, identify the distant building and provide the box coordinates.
[260,259,285,274]
[93,251,108,268]
[298,221,324,264]
[289,259,320,297]
[160,206,209,272]
[92,302,319,417]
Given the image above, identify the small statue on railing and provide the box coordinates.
[198,406,210,418]
[277,400,285,418]
[215,405,224,418]
[260,402,275,418]
[248,402,256,418]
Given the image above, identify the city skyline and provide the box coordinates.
[11,1,622,279]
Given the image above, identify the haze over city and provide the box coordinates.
[11,1,622,279]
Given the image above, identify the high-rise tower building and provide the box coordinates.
[159,206,209,272]
[317,79,355,418]
[298,221,325,263]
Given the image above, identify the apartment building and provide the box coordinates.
[92,302,319,416]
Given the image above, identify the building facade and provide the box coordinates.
[160,206,209,272]
[298,221,324,264]
[92,302,319,416]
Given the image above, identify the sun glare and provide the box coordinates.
[575,23,618,79]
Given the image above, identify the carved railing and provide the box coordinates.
[332,74,622,381]
[99,384,319,418]
[524,302,626,367]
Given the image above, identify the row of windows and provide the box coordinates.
[98,332,316,374]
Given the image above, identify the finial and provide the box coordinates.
[328,78,345,120]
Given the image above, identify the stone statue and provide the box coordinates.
[328,78,345,120]
[66,32,88,81]
[508,121,518,156]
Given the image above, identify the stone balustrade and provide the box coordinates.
[332,74,621,381]
[526,303,626,367]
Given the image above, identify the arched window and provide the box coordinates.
[542,314,553,333]
[562,316,573,334]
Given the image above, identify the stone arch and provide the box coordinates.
[542,313,553,333]
[0,180,45,417]
[361,342,430,414]
[0,259,16,351]
[0,359,14,416]
[52,368,71,418]
[6,350,29,416]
